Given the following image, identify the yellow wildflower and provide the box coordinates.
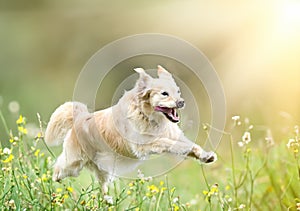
[2,154,14,163]
[203,190,209,195]
[56,188,63,193]
[41,174,48,182]
[66,187,73,192]
[128,182,134,187]
[16,115,26,125]
[170,187,176,194]
[210,184,219,194]
[148,185,159,194]
[36,132,43,139]
[161,187,167,192]
[172,204,179,211]
[34,149,40,157]
[18,126,28,135]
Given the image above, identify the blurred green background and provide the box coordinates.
[1,1,300,151]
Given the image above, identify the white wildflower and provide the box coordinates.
[238,204,246,209]
[8,199,16,209]
[242,132,251,144]
[104,195,113,205]
[172,197,179,203]
[287,138,298,148]
[3,148,11,155]
[137,169,144,179]
[232,116,240,121]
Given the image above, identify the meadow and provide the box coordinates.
[1,1,300,210]
[0,109,299,211]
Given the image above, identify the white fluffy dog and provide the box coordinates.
[45,65,217,193]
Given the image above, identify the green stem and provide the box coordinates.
[155,187,163,211]
[201,165,212,211]
[0,109,9,136]
[165,175,173,209]
[201,165,210,189]
[296,157,300,180]
[18,159,35,202]
[249,173,254,210]
[246,151,254,210]
[41,137,56,158]
[229,135,238,207]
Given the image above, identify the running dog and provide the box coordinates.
[45,65,217,193]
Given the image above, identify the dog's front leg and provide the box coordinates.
[147,136,217,164]
[179,135,217,163]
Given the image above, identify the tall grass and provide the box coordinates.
[0,111,299,210]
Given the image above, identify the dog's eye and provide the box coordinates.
[161,91,169,96]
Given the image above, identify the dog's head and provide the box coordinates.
[134,65,184,123]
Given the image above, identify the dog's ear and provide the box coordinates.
[157,65,172,78]
[134,67,152,95]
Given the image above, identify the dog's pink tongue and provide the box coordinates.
[155,106,179,122]
[155,106,171,113]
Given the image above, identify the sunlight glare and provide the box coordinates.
[277,0,300,37]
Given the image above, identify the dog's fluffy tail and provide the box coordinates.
[45,102,88,146]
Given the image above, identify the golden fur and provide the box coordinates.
[45,65,217,193]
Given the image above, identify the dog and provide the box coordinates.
[45,65,217,193]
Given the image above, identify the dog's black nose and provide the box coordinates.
[176,100,185,108]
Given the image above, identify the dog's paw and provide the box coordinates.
[199,151,217,164]
[52,167,63,182]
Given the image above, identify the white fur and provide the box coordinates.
[45,65,217,193]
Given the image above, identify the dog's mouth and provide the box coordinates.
[154,106,179,123]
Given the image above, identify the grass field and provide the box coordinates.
[0,111,300,211]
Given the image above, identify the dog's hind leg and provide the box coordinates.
[85,161,113,194]
[52,130,85,181]
[95,171,112,194]
[94,170,114,194]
